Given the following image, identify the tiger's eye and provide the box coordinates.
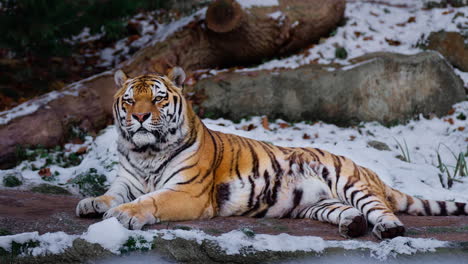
[153,96,163,103]
[124,99,134,105]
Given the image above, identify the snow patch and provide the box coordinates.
[82,217,130,253]
[237,0,279,9]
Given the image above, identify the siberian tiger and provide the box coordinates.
[76,67,468,239]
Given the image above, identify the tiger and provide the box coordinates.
[76,67,468,239]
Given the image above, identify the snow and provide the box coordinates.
[237,0,279,9]
[0,231,76,256]
[225,2,468,73]
[0,222,449,260]
[0,70,112,125]
[82,217,130,253]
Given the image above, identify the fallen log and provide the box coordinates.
[123,0,346,74]
[0,0,345,168]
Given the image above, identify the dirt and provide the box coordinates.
[1,190,468,242]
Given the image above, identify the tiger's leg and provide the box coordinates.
[297,199,368,238]
[343,185,405,239]
[103,187,214,230]
[76,175,145,217]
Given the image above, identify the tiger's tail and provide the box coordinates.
[387,186,468,216]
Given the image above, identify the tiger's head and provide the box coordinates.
[113,67,189,150]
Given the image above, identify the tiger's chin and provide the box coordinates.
[131,131,157,148]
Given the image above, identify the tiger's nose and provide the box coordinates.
[132,112,151,123]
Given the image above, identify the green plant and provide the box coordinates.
[240,227,255,238]
[70,168,108,196]
[393,137,411,163]
[335,46,348,60]
[436,144,467,189]
[2,174,22,187]
[0,0,169,57]
[119,235,154,254]
[0,240,40,257]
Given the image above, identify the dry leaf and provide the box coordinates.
[261,116,271,130]
[385,38,401,46]
[75,146,88,155]
[363,36,374,41]
[407,16,416,23]
[448,108,455,115]
[278,122,290,129]
[242,124,256,131]
[38,168,52,178]
[458,127,465,131]
[303,133,311,139]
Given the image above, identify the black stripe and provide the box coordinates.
[437,201,448,216]
[422,199,431,216]
[163,163,197,185]
[283,189,303,218]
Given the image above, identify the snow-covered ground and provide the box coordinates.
[0,0,467,260]
[0,217,453,260]
[229,1,468,72]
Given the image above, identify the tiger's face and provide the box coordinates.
[113,68,187,149]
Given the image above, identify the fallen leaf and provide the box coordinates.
[407,16,416,23]
[261,116,271,130]
[278,122,290,129]
[385,38,401,46]
[370,11,379,17]
[354,31,362,37]
[303,133,311,139]
[242,124,256,131]
[444,118,454,125]
[75,146,88,155]
[447,108,455,115]
[363,36,374,41]
[39,168,52,178]
[349,135,356,141]
[442,10,454,15]
[458,127,465,131]
[314,133,319,138]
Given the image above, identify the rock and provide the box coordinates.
[30,184,71,195]
[197,52,465,125]
[427,31,468,71]
[367,140,391,151]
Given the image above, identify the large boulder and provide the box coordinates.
[427,31,468,72]
[197,51,465,125]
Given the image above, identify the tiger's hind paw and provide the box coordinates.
[372,221,405,239]
[339,214,368,238]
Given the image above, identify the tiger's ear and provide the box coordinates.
[114,69,128,88]
[167,67,186,88]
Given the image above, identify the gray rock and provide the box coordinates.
[367,141,391,151]
[197,52,465,126]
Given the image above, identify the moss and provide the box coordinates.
[0,229,12,236]
[3,175,22,187]
[173,225,192,231]
[30,184,71,195]
[69,168,108,196]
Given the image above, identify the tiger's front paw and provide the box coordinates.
[76,195,116,218]
[103,202,159,230]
